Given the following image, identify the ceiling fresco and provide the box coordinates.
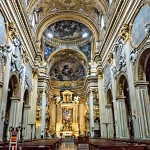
[49,50,87,81]
[28,0,106,16]
[43,20,92,60]
[44,20,92,41]
[44,42,91,60]
[44,43,56,60]
[80,43,91,60]
[50,56,85,81]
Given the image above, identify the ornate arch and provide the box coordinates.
[9,72,20,97]
[134,42,150,82]
[23,89,30,105]
[116,72,128,97]
[106,88,113,104]
[47,47,88,64]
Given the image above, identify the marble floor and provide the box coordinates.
[59,142,77,150]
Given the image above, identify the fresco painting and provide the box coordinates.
[50,57,85,81]
[0,12,6,45]
[80,43,91,60]
[132,6,150,46]
[44,44,56,59]
[44,20,91,41]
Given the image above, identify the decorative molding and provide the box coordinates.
[118,24,130,42]
[134,81,149,87]
[8,22,18,40]
[107,52,113,64]
[112,37,127,80]
[32,67,39,78]
[145,23,150,38]
[0,44,12,65]
[10,97,20,102]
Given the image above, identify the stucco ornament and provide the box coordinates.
[130,48,138,63]
[0,44,11,65]
[112,38,127,79]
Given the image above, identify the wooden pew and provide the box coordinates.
[18,139,61,150]
[92,145,148,150]
[89,138,148,150]
[78,136,89,150]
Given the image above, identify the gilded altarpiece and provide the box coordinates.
[56,90,79,137]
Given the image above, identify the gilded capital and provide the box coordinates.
[96,68,103,78]
[32,67,39,78]
[118,24,130,41]
[23,52,30,64]
[107,52,113,64]
[8,22,18,40]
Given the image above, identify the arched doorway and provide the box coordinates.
[106,89,116,138]
[117,75,134,138]
[3,74,19,141]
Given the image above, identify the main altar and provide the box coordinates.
[55,90,79,137]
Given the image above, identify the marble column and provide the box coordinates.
[50,100,56,135]
[105,104,114,138]
[135,81,150,138]
[9,97,20,128]
[116,96,129,138]
[79,100,85,135]
[41,89,47,134]
[89,90,94,137]
[23,105,30,139]
[97,73,106,137]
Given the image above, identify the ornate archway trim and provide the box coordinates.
[116,72,128,97]
[9,72,20,97]
[134,42,150,82]
[47,47,88,63]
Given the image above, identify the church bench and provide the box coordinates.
[19,139,61,150]
[90,145,148,150]
[108,138,150,146]
[18,146,52,150]
[89,139,148,150]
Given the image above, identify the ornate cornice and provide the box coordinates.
[106,52,113,64]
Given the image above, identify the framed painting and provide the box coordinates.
[62,108,73,123]
[0,11,7,46]
[131,5,150,47]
